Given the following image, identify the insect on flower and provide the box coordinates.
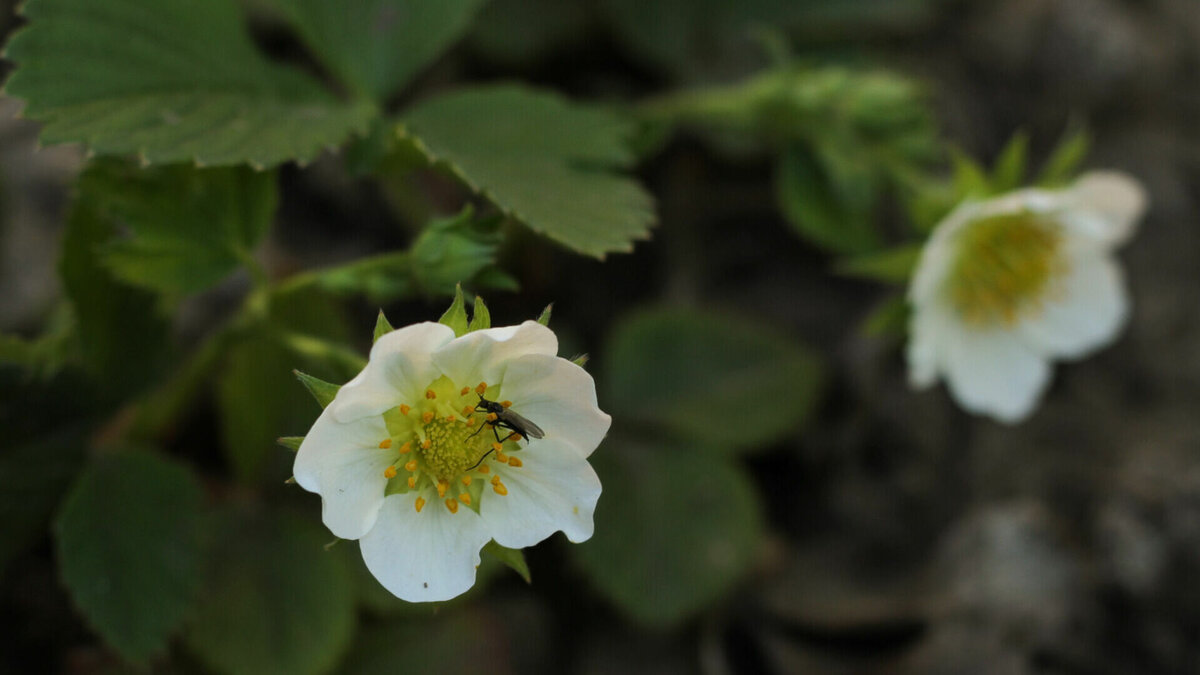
[465,394,545,470]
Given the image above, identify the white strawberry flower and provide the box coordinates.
[907,171,1147,423]
[295,320,610,602]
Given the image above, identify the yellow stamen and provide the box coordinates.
[445,499,458,513]
[414,497,425,512]
[478,464,490,474]
[399,441,412,454]
[490,475,501,485]
[399,404,411,415]
[421,439,432,450]
[507,456,523,467]
[383,466,397,478]
[422,411,435,425]
[501,400,512,408]
[407,476,416,488]
[458,493,471,505]
[405,459,418,472]
[378,438,392,449]
[492,442,503,452]
[461,476,472,486]
[475,382,488,395]
[486,412,498,422]
[495,450,508,463]
[425,389,437,400]
[437,481,448,498]
[493,482,508,496]
[445,414,456,423]
[460,386,470,395]
[462,406,475,417]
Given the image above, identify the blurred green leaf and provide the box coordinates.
[776,144,880,254]
[950,147,990,198]
[373,310,394,343]
[834,243,923,284]
[1037,128,1091,188]
[78,160,277,301]
[60,181,172,397]
[469,0,590,67]
[991,131,1029,193]
[401,85,655,258]
[4,0,374,167]
[277,436,304,452]
[55,450,207,664]
[439,284,469,337]
[861,294,911,338]
[573,438,763,627]
[270,0,485,102]
[294,370,341,409]
[482,540,530,583]
[216,290,350,482]
[338,609,510,673]
[606,308,823,452]
[183,508,356,675]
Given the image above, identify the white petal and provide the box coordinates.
[294,407,393,540]
[942,327,1051,424]
[480,439,601,549]
[1019,252,1129,359]
[359,491,492,603]
[497,353,611,456]
[907,301,955,390]
[1061,171,1147,247]
[432,321,558,391]
[332,322,455,423]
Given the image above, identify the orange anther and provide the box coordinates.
[422,411,434,424]
[414,497,426,512]
[407,476,416,488]
[461,476,472,486]
[445,415,456,423]
[486,412,498,422]
[478,464,490,474]
[458,493,471,505]
[405,459,418,472]
[378,438,392,449]
[460,386,470,396]
[399,404,411,415]
[437,481,448,498]
[462,406,474,417]
[421,439,431,450]
[490,475,501,485]
[492,442,503,452]
[507,456,523,468]
[493,482,508,496]
[445,499,458,514]
[501,400,512,408]
[383,466,397,478]
[425,389,436,399]
[475,382,488,395]
[399,441,412,454]
[495,451,508,463]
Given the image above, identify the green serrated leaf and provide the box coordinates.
[400,85,655,258]
[295,370,341,409]
[5,0,374,167]
[468,296,492,333]
[56,450,207,664]
[482,540,531,583]
[77,160,277,300]
[950,147,990,197]
[991,130,1029,193]
[605,308,824,452]
[373,310,395,343]
[183,507,356,675]
[573,438,763,627]
[536,303,553,326]
[775,145,880,254]
[270,0,486,102]
[833,243,923,284]
[277,436,304,451]
[439,284,469,336]
[1037,128,1091,188]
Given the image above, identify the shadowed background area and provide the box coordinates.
[2,0,1199,673]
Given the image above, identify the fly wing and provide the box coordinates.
[502,410,545,439]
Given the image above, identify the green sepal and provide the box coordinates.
[570,353,590,368]
[373,309,394,344]
[833,243,923,285]
[1037,127,1090,188]
[467,295,491,333]
[294,370,340,409]
[482,540,531,583]
[861,295,911,338]
[991,130,1030,193]
[536,303,553,326]
[439,284,469,337]
[277,436,304,452]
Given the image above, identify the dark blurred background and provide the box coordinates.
[3,0,1200,673]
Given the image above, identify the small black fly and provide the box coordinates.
[465,394,543,470]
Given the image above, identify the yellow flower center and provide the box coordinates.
[376,376,524,514]
[945,212,1066,327]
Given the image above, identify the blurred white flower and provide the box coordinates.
[907,172,1147,423]
[295,321,610,602]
